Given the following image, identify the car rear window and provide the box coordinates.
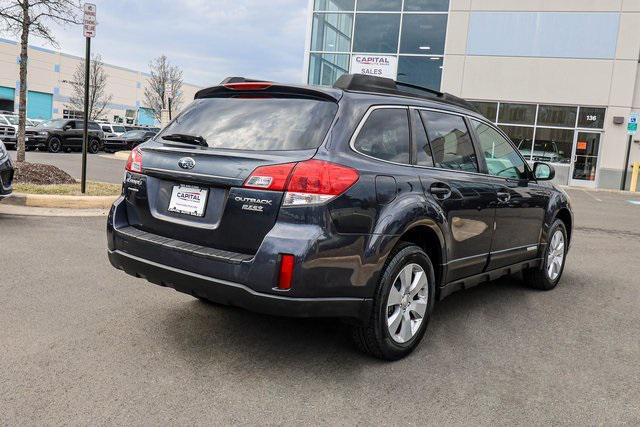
[158,97,338,151]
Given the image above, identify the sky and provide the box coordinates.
[4,0,310,87]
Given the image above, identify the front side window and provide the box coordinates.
[354,108,410,163]
[420,111,478,172]
[472,120,527,180]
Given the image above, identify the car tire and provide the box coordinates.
[88,139,100,154]
[351,242,436,361]
[523,219,568,290]
[47,137,62,153]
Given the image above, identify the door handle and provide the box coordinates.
[497,191,511,203]
[430,183,452,200]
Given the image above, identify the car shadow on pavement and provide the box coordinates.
[157,273,567,369]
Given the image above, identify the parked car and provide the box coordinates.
[100,123,127,139]
[107,75,573,360]
[0,114,17,149]
[103,129,157,152]
[25,119,104,153]
[0,140,13,199]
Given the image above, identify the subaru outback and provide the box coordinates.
[107,75,573,360]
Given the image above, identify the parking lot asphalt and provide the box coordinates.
[1,188,639,425]
[9,151,126,184]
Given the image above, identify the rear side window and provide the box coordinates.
[420,111,478,173]
[159,97,338,151]
[101,125,111,132]
[353,108,410,164]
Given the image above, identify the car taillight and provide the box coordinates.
[244,162,297,191]
[224,82,273,91]
[125,147,143,173]
[243,160,359,206]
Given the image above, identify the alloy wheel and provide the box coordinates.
[547,230,565,281]
[386,263,429,344]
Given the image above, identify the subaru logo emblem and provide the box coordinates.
[178,157,195,170]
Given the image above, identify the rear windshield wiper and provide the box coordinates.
[160,133,208,147]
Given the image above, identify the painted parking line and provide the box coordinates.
[581,189,603,202]
[628,200,640,206]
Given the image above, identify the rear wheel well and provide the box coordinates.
[555,208,572,243]
[399,226,443,287]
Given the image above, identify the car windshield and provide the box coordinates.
[158,97,338,151]
[37,119,66,129]
[113,125,126,133]
[123,130,144,138]
[4,115,19,125]
[533,142,558,153]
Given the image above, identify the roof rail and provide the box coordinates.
[332,74,479,113]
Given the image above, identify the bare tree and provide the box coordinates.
[64,54,112,120]
[144,55,183,121]
[0,0,82,162]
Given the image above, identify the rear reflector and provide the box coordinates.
[278,254,295,290]
[243,160,359,206]
[125,147,143,173]
[224,82,273,91]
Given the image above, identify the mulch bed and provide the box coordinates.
[13,162,76,185]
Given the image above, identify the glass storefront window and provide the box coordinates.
[311,13,353,52]
[537,105,577,127]
[578,107,606,129]
[314,0,355,11]
[533,127,574,164]
[353,14,401,53]
[404,0,450,12]
[399,14,447,55]
[498,103,536,125]
[499,125,534,158]
[309,53,350,86]
[397,56,443,90]
[471,101,498,121]
[356,0,402,11]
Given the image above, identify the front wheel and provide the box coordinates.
[88,139,100,154]
[47,137,62,153]
[523,219,568,290]
[352,243,435,360]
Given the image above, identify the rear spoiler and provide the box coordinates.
[195,77,342,103]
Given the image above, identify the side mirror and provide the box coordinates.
[533,162,555,181]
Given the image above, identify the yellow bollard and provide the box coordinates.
[631,161,640,192]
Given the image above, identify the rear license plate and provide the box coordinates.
[168,185,208,217]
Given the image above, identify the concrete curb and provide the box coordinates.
[1,193,118,209]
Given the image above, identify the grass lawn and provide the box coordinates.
[13,181,121,196]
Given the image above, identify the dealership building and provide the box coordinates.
[303,0,640,189]
[0,38,200,126]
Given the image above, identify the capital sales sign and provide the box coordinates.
[350,55,398,80]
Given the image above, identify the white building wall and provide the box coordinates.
[0,38,200,124]
[443,0,640,189]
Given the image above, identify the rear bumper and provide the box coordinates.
[108,249,371,321]
[107,196,375,322]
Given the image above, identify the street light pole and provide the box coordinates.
[81,36,90,194]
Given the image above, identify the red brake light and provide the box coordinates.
[243,160,359,206]
[287,160,359,195]
[243,162,297,191]
[224,82,273,91]
[278,254,295,290]
[125,148,143,173]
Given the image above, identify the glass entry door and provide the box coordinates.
[569,132,601,188]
